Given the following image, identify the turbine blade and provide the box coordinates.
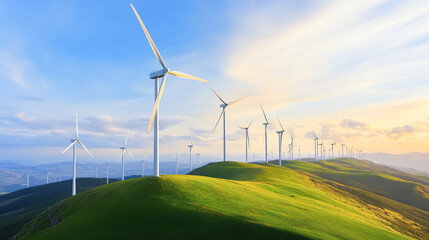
[248,115,256,128]
[206,84,225,104]
[168,71,208,83]
[62,140,77,153]
[77,140,93,158]
[190,136,193,145]
[130,3,168,69]
[125,132,129,148]
[126,149,135,160]
[75,112,79,139]
[260,105,268,123]
[312,131,318,139]
[212,108,225,133]
[147,73,168,133]
[118,152,124,161]
[227,96,247,106]
[276,114,284,131]
[237,126,247,129]
[144,153,148,161]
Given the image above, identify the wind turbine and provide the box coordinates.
[142,154,148,177]
[188,137,194,172]
[208,85,246,162]
[238,117,255,163]
[46,169,49,184]
[174,153,181,174]
[62,113,93,196]
[312,131,318,160]
[331,142,336,159]
[26,170,29,188]
[289,131,294,160]
[276,115,285,166]
[341,144,345,158]
[130,3,208,177]
[118,133,134,181]
[95,163,98,178]
[260,105,270,163]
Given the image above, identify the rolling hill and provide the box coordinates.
[14,161,429,240]
[281,158,429,211]
[0,178,117,240]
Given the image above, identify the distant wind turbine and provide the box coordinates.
[208,85,246,162]
[95,163,98,178]
[46,169,49,184]
[312,131,318,160]
[130,3,208,177]
[26,170,29,188]
[260,105,270,163]
[331,142,336,159]
[174,153,181,174]
[341,144,345,158]
[142,154,148,177]
[238,117,255,163]
[62,113,93,196]
[289,131,294,160]
[276,115,285,166]
[197,153,200,168]
[188,137,194,172]
[118,133,134,181]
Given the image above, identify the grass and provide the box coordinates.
[17,162,418,240]
[0,178,117,240]
[282,158,429,211]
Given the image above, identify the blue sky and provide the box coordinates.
[1,0,428,164]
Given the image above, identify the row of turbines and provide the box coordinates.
[56,3,363,196]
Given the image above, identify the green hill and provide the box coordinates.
[281,158,429,211]
[0,178,117,240]
[16,162,428,240]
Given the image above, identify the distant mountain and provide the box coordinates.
[365,152,429,173]
[14,160,429,240]
[0,160,205,193]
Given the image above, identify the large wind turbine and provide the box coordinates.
[130,3,208,177]
[118,133,134,181]
[62,113,93,196]
[238,117,255,163]
[260,105,270,163]
[188,137,193,172]
[276,115,285,166]
[208,85,246,162]
[312,131,318,160]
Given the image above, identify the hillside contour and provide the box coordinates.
[16,161,427,240]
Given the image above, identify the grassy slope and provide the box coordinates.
[18,162,413,240]
[0,178,117,240]
[282,159,429,211]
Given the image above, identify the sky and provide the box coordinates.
[0,0,428,164]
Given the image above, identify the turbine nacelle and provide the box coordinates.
[70,139,77,143]
[220,103,227,108]
[276,130,284,134]
[120,147,126,150]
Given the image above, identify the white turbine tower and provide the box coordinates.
[130,3,208,177]
[118,133,134,181]
[312,131,318,160]
[197,153,200,168]
[238,117,255,163]
[62,113,93,196]
[260,105,270,163]
[188,137,194,172]
[331,142,336,159]
[46,169,49,184]
[95,163,98,178]
[276,115,285,166]
[208,85,246,162]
